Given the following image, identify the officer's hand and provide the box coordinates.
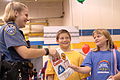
[49,49,60,58]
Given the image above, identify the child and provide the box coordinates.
[46,29,89,80]
[69,29,120,80]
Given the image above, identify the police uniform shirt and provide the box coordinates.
[0,21,28,61]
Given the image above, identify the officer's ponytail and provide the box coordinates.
[2,2,28,23]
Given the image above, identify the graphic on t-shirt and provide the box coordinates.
[97,60,110,73]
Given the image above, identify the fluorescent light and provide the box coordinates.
[6,0,12,2]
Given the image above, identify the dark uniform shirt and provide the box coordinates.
[0,21,28,61]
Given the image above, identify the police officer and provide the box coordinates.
[0,2,57,80]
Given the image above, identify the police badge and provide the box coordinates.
[4,24,16,35]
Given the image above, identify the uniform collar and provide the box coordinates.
[7,21,19,29]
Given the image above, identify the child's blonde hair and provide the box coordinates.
[92,29,114,51]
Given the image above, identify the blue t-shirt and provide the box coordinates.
[0,21,28,61]
[82,50,120,80]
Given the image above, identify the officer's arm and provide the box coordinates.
[14,46,56,59]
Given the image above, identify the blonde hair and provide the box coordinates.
[2,2,28,23]
[92,29,114,51]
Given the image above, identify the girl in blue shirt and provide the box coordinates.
[69,29,120,80]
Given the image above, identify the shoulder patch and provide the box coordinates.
[4,24,16,35]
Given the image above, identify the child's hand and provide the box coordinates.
[107,75,115,80]
[68,64,76,68]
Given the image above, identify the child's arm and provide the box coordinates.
[69,64,91,74]
[47,75,54,80]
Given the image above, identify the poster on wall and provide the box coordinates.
[44,26,80,44]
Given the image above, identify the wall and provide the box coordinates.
[63,0,120,52]
[25,1,63,18]
[63,0,71,26]
[64,0,120,28]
